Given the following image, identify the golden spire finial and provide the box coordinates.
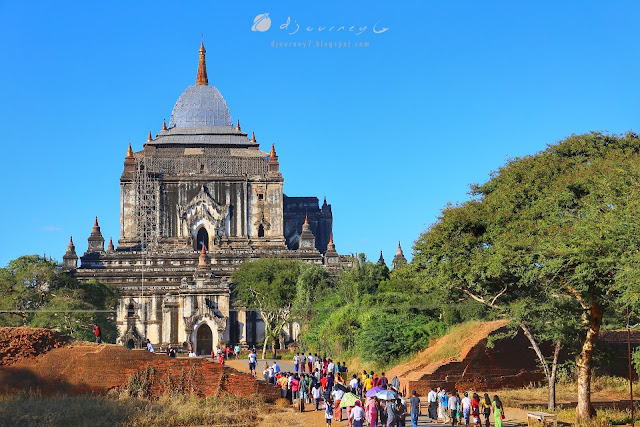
[196,40,208,86]
[236,119,241,131]
[147,130,152,142]
[127,142,133,158]
[201,244,206,255]
[162,118,167,130]
[69,236,74,245]
[251,131,256,142]
[304,213,309,225]
[270,143,276,158]
[329,233,334,244]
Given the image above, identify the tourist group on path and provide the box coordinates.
[248,352,505,427]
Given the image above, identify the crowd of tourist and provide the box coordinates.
[249,354,505,427]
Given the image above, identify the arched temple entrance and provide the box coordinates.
[196,323,213,356]
[196,227,209,251]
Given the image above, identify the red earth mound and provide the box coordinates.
[0,327,72,367]
[0,327,279,401]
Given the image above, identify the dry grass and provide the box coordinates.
[386,320,508,379]
[0,392,296,426]
[491,377,640,408]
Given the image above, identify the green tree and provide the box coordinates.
[232,258,307,359]
[413,132,640,419]
[0,255,118,342]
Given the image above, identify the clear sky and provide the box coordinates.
[0,1,638,267]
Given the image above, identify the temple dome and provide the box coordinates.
[169,85,232,128]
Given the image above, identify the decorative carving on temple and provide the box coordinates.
[177,185,230,246]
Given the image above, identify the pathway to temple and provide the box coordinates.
[225,359,529,426]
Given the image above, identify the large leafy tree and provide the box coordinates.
[413,132,640,419]
[0,255,119,342]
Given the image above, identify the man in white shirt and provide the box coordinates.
[349,401,366,427]
[293,353,299,373]
[146,339,155,353]
[349,374,358,391]
[327,359,335,375]
[427,387,438,422]
[461,392,472,426]
[332,387,345,421]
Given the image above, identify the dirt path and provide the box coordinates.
[228,360,531,426]
[286,407,530,426]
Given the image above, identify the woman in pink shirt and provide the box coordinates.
[365,396,378,427]
[290,375,300,402]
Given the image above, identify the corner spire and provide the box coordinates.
[162,118,167,131]
[270,144,276,158]
[251,131,256,142]
[304,213,309,225]
[147,130,153,142]
[236,119,241,131]
[127,142,133,158]
[196,41,208,86]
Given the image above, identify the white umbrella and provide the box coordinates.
[375,389,397,400]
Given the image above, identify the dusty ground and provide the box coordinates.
[229,359,530,426]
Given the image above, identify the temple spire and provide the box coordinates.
[147,130,152,142]
[236,119,241,131]
[251,131,256,142]
[162,118,167,130]
[196,41,208,86]
[126,142,133,158]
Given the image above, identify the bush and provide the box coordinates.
[356,315,447,365]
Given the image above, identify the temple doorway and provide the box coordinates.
[196,227,208,251]
[196,323,213,356]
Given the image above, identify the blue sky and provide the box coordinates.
[0,1,638,267]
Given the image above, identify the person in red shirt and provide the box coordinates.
[320,373,328,390]
[225,346,231,359]
[92,323,102,344]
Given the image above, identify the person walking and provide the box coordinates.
[471,393,481,427]
[409,391,421,427]
[248,348,257,377]
[325,398,334,426]
[482,393,492,427]
[312,380,323,410]
[366,397,378,427]
[440,389,449,423]
[427,387,438,422]
[448,391,458,426]
[397,397,407,427]
[385,398,398,427]
[350,401,366,427]
[492,396,504,427]
[461,392,472,427]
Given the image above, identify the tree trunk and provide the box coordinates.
[272,332,278,359]
[548,339,561,410]
[261,329,269,360]
[576,304,603,420]
[520,324,556,409]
